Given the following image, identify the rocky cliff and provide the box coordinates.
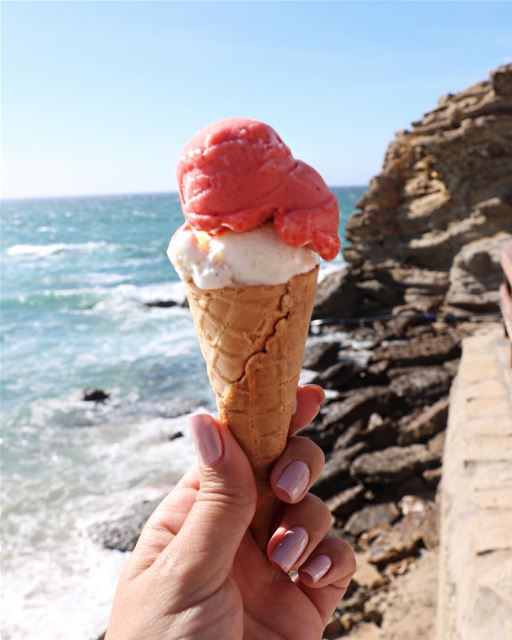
[308,64,512,638]
[317,63,512,323]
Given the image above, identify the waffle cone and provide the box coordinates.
[184,266,319,547]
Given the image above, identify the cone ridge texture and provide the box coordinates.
[185,266,319,546]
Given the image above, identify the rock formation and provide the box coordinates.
[317,63,512,322]
[310,63,512,637]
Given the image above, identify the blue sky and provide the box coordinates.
[2,1,511,199]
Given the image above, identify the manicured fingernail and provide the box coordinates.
[189,414,222,466]
[301,554,332,583]
[276,461,310,502]
[270,527,309,573]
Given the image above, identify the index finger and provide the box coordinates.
[289,385,325,436]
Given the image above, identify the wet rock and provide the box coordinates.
[302,340,339,370]
[313,268,359,319]
[162,398,204,418]
[89,498,162,552]
[397,396,449,445]
[326,484,366,519]
[82,387,109,402]
[144,299,178,308]
[345,502,400,536]
[389,366,452,403]
[350,445,439,485]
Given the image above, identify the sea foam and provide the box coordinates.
[6,241,117,258]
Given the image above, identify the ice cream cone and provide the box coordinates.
[184,265,319,548]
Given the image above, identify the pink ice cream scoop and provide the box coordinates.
[176,118,340,261]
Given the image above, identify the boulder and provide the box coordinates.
[350,445,439,485]
[311,387,393,451]
[302,340,339,370]
[361,413,397,450]
[397,396,449,445]
[445,233,512,312]
[144,299,178,308]
[369,500,438,565]
[161,397,204,418]
[389,366,452,403]
[492,62,512,95]
[82,387,109,402]
[320,387,393,432]
[345,502,400,536]
[372,335,460,367]
[334,423,364,450]
[422,466,442,487]
[89,498,162,552]
[311,449,354,498]
[313,268,359,319]
[326,484,366,519]
[311,359,358,390]
[353,553,388,590]
[427,430,446,457]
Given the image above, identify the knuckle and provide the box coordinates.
[198,480,255,515]
[331,536,357,574]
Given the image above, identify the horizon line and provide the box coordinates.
[0,184,368,204]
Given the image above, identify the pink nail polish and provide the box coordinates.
[301,554,332,583]
[270,527,309,573]
[189,414,223,466]
[276,461,310,502]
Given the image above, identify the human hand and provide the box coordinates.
[105,385,356,640]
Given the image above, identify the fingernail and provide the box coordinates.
[306,385,325,405]
[189,414,223,466]
[270,527,309,573]
[301,554,332,583]
[276,461,310,502]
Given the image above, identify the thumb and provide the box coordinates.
[160,413,256,598]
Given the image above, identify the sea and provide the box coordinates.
[0,187,365,640]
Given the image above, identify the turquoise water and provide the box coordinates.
[0,187,364,639]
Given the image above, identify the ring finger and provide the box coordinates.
[266,493,332,574]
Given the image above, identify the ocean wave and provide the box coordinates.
[5,241,117,258]
[318,260,346,281]
[82,281,187,317]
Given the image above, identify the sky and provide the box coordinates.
[1,1,511,199]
